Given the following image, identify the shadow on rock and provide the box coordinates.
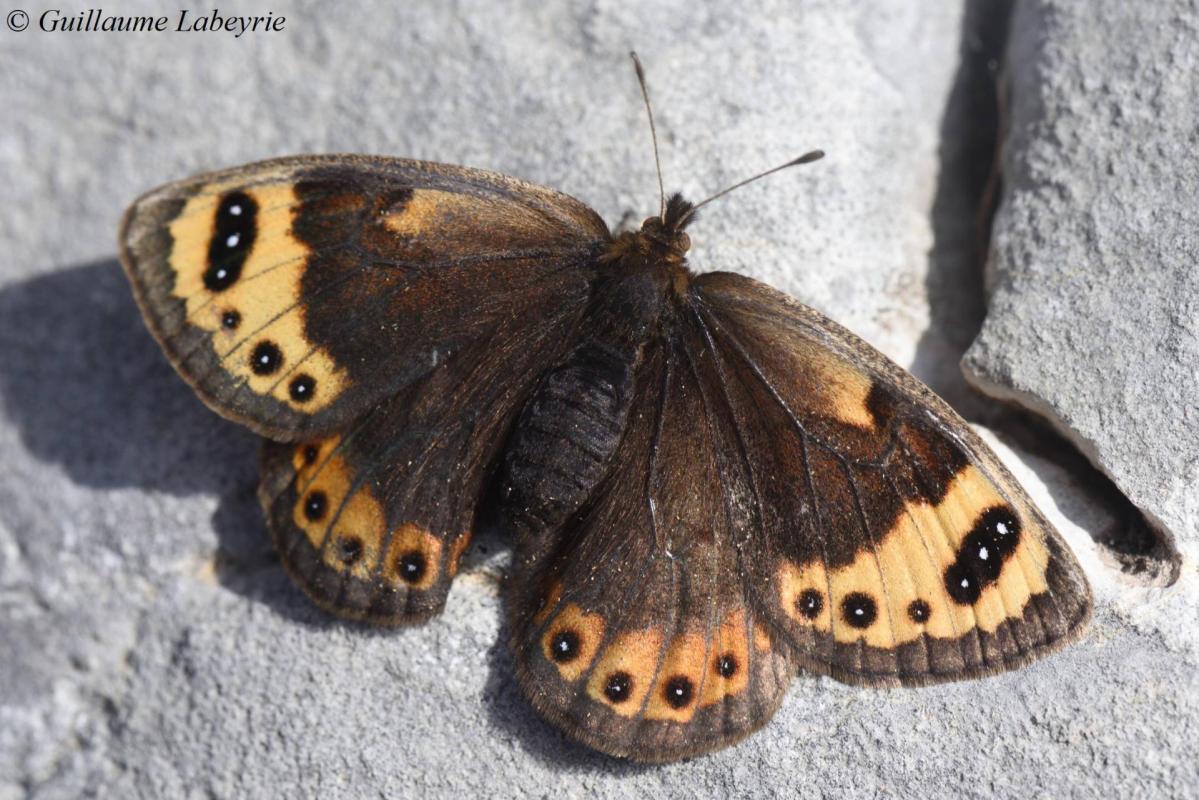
[910,0,1009,419]
[0,259,336,612]
[0,258,257,494]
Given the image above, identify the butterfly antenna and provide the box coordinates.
[679,149,825,226]
[631,52,667,220]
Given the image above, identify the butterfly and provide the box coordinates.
[118,54,1091,762]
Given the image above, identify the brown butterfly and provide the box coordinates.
[118,55,1091,762]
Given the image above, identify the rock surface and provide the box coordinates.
[0,1,1195,797]
[964,0,1199,561]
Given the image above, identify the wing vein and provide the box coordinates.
[695,304,843,671]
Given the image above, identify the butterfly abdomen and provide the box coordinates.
[500,271,667,540]
[500,340,637,539]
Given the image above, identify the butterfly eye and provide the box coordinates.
[677,233,691,252]
[603,671,633,703]
[289,374,317,402]
[249,340,283,376]
[907,599,931,623]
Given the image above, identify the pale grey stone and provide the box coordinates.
[963,0,1199,557]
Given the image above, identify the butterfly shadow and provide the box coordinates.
[0,258,337,622]
[0,259,259,494]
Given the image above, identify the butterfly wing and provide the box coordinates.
[121,155,608,622]
[119,155,608,439]
[689,271,1092,685]
[508,338,796,762]
[508,270,1091,761]
[256,305,585,623]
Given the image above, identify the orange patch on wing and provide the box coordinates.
[587,629,664,716]
[447,531,471,577]
[292,438,338,476]
[533,582,563,626]
[645,632,707,722]
[779,334,876,429]
[290,445,385,579]
[815,353,876,429]
[167,180,348,412]
[753,623,772,652]
[700,610,751,708]
[541,604,605,682]
[789,466,1051,648]
[778,560,832,631]
[381,522,444,591]
[381,188,568,254]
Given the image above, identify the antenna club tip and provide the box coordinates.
[631,52,646,77]
[793,149,825,165]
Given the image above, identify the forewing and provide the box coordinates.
[509,340,794,762]
[119,155,607,439]
[691,272,1092,685]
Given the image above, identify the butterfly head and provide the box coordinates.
[637,192,694,258]
[601,193,695,275]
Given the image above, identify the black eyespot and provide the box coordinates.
[221,310,241,330]
[663,675,694,709]
[604,671,632,703]
[716,654,738,678]
[337,536,363,565]
[908,599,931,623]
[302,444,318,464]
[550,630,580,664]
[945,563,981,605]
[204,191,257,291]
[797,589,824,620]
[841,592,877,629]
[397,551,426,584]
[303,490,326,521]
[979,506,1021,554]
[250,341,283,375]
[289,374,316,402]
[945,505,1022,605]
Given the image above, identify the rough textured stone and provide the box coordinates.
[963,0,1199,558]
[1,1,1195,798]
